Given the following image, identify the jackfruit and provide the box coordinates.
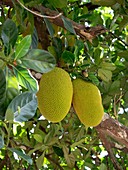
[72,78,104,127]
[37,67,73,123]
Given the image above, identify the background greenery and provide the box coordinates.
[0,0,128,169]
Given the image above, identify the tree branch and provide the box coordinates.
[95,113,128,169]
[97,130,123,170]
[1,0,107,42]
[36,6,107,42]
[96,113,128,149]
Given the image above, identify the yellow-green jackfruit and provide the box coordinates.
[72,78,104,127]
[37,67,73,123]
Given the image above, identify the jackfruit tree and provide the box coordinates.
[0,0,128,169]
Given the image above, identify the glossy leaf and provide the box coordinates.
[21,49,56,73]
[88,72,100,86]
[5,92,37,122]
[44,18,54,37]
[31,27,38,49]
[62,16,76,35]
[15,35,32,60]
[53,146,64,157]
[13,66,38,92]
[62,50,75,64]
[1,19,18,48]
[8,148,33,165]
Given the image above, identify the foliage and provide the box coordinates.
[0,0,128,169]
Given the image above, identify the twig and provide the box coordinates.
[16,0,62,19]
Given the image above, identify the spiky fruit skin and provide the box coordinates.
[37,67,73,123]
[72,78,104,127]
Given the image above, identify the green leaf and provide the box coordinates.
[109,80,120,95]
[75,126,85,142]
[15,35,32,60]
[92,0,116,6]
[94,48,101,64]
[13,66,38,92]
[0,69,6,101]
[68,0,78,1]
[28,144,48,156]
[1,19,18,48]
[47,0,67,8]
[8,148,33,165]
[5,92,37,122]
[53,146,64,157]
[44,18,54,37]
[100,62,116,71]
[0,136,4,149]
[31,27,38,49]
[0,69,6,119]
[98,69,112,82]
[53,37,63,59]
[99,163,107,170]
[103,95,112,106]
[36,152,45,169]
[33,134,43,143]
[62,50,75,64]
[114,41,126,51]
[88,72,100,86]
[117,50,128,60]
[61,16,76,35]
[21,49,56,73]
[63,146,75,168]
[119,15,128,31]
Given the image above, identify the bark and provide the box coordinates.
[37,6,107,42]
[96,113,128,148]
[1,0,107,42]
[95,113,128,170]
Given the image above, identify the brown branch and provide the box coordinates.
[1,0,107,42]
[96,113,128,149]
[97,130,123,170]
[95,113,128,169]
[37,6,107,42]
[34,17,50,50]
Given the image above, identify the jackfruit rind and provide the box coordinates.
[72,78,104,127]
[37,67,73,123]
